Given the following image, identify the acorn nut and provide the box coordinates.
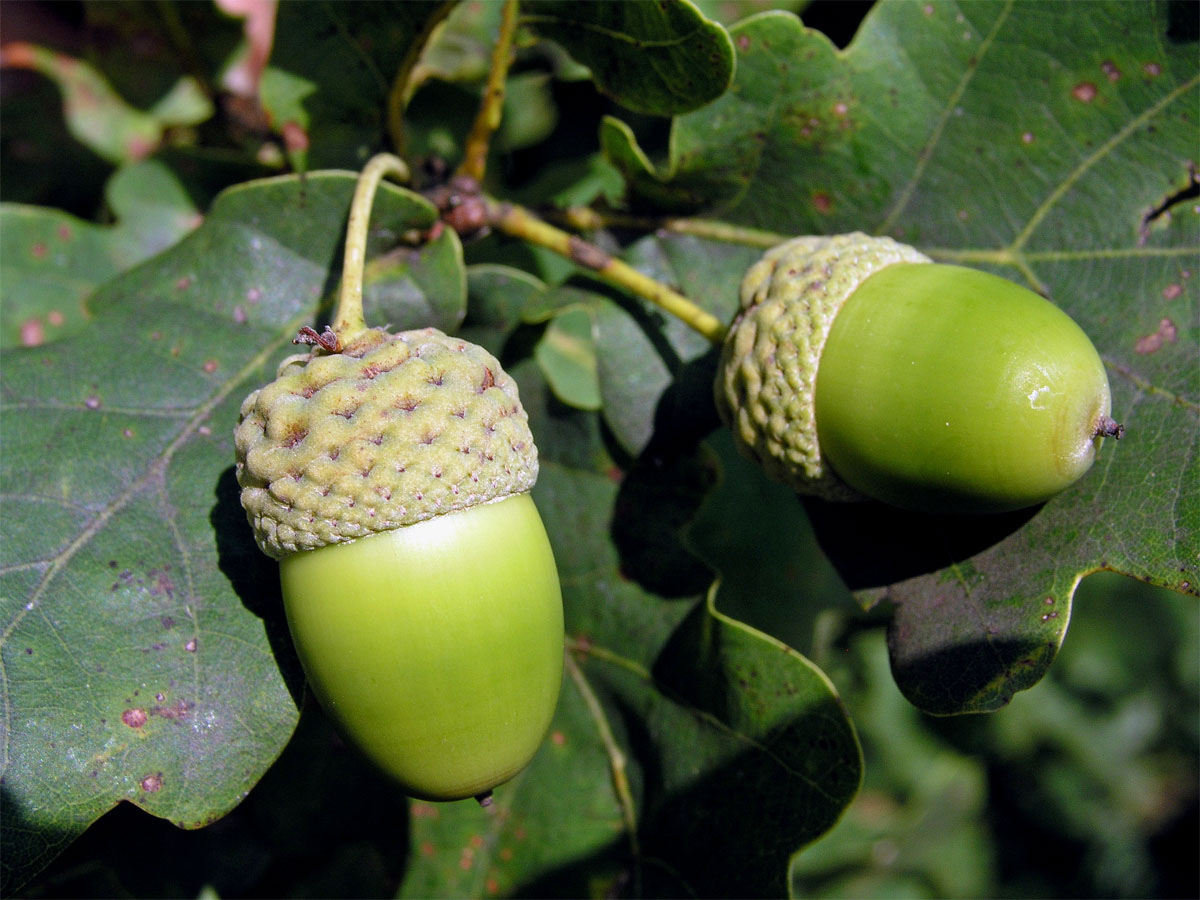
[235,325,563,805]
[715,233,1122,514]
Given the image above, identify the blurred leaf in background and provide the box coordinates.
[797,572,1199,900]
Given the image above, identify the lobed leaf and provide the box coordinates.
[597,0,1198,713]
[0,172,459,893]
[521,0,736,116]
[264,1,451,169]
[0,161,200,349]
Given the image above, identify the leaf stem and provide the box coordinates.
[488,200,729,345]
[457,0,518,182]
[331,153,411,344]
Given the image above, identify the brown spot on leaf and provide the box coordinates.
[147,567,174,598]
[1135,318,1179,354]
[1101,60,1121,82]
[1072,81,1097,102]
[812,192,833,214]
[281,120,310,152]
[203,359,218,373]
[737,34,750,50]
[31,242,47,258]
[20,318,44,346]
[85,395,101,410]
[1163,283,1183,300]
[150,700,191,720]
[1143,61,1162,77]
[140,773,163,793]
[122,708,148,728]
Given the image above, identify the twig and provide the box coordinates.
[457,0,519,182]
[488,200,729,345]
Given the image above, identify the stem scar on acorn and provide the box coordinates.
[293,325,340,353]
[234,153,564,807]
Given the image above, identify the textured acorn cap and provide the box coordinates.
[235,327,538,559]
[714,232,931,501]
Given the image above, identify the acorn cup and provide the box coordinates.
[715,233,1122,515]
[234,156,563,806]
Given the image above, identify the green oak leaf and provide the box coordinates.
[264,1,450,169]
[0,171,461,894]
[0,160,201,349]
[533,305,603,411]
[521,0,735,116]
[0,43,211,164]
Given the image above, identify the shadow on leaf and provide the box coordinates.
[804,498,1039,591]
[211,465,305,707]
[610,346,723,598]
[886,623,1056,716]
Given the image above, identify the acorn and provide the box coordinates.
[714,233,1122,514]
[234,155,562,806]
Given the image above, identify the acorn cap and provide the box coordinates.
[714,232,930,501]
[235,327,538,559]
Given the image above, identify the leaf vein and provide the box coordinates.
[1011,73,1200,252]
[877,0,1014,234]
[0,317,306,781]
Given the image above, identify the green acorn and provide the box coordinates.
[235,326,563,804]
[235,154,566,805]
[715,233,1121,514]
